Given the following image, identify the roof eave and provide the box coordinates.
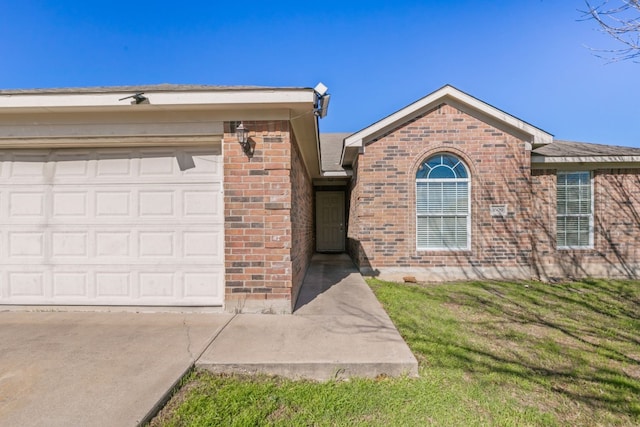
[531,154,640,168]
[0,87,316,113]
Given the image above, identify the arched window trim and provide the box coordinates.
[416,153,471,251]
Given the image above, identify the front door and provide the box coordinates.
[316,191,345,252]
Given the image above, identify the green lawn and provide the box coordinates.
[149,278,640,426]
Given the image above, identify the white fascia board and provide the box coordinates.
[0,89,315,110]
[344,85,553,149]
[531,155,640,164]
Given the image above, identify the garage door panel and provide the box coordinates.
[51,232,88,257]
[96,153,133,177]
[3,267,224,305]
[184,272,222,298]
[9,191,45,217]
[0,148,222,184]
[96,231,131,258]
[139,272,175,298]
[140,152,177,176]
[184,189,221,217]
[95,191,131,218]
[139,232,175,257]
[183,153,222,176]
[9,154,48,177]
[51,152,90,176]
[53,191,88,217]
[139,190,175,217]
[0,146,224,306]
[96,272,131,297]
[8,272,45,297]
[4,227,223,265]
[53,272,88,297]
[9,232,45,257]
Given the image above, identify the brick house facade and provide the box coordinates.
[338,85,640,282]
[345,103,534,280]
[0,84,638,313]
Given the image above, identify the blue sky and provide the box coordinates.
[1,1,639,146]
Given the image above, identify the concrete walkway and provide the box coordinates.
[197,253,418,380]
[0,254,417,426]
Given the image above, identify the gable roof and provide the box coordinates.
[341,85,553,167]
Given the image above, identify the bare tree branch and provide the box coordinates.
[582,0,640,62]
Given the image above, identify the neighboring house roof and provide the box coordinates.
[320,132,351,175]
[532,140,640,165]
[341,84,554,167]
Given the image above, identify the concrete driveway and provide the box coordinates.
[0,254,418,427]
[0,311,233,427]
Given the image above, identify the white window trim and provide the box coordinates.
[415,157,471,251]
[556,171,594,250]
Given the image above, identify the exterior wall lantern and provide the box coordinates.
[235,122,253,155]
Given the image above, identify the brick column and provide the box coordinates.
[223,121,294,313]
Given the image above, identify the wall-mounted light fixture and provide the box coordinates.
[235,122,253,155]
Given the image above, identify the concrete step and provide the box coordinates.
[197,254,418,381]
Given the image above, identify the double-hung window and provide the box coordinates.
[416,154,470,250]
[557,171,593,248]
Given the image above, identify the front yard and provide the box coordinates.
[150,278,640,426]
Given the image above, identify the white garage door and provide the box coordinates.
[0,146,224,306]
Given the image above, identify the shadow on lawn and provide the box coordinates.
[377,279,640,422]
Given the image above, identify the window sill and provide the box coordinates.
[557,246,594,251]
[416,248,472,253]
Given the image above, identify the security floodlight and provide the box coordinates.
[314,82,328,97]
[317,94,330,118]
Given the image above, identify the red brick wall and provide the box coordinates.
[348,103,534,281]
[530,169,556,278]
[532,168,640,279]
[347,103,640,281]
[290,131,314,305]
[223,120,313,313]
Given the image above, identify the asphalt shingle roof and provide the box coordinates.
[533,140,640,157]
[319,132,351,172]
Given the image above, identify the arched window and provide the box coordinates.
[416,153,470,250]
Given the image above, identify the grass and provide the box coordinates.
[149,278,640,426]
